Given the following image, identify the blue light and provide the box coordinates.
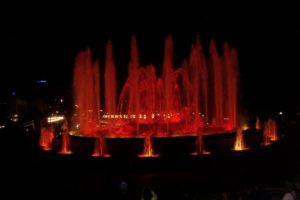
[37,80,47,84]
[12,91,16,96]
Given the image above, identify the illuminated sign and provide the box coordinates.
[47,115,64,123]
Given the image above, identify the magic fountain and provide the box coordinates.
[39,35,280,156]
[72,36,238,137]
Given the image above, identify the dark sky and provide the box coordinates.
[1,3,300,116]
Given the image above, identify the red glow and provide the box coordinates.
[262,119,279,145]
[233,127,248,151]
[92,133,110,157]
[269,119,279,141]
[59,122,72,154]
[73,49,100,135]
[39,126,54,151]
[262,121,271,146]
[256,116,261,130]
[104,40,117,135]
[138,133,159,158]
[191,128,210,155]
[72,36,239,138]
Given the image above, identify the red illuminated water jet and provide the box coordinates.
[262,119,279,145]
[256,116,262,131]
[268,119,279,141]
[59,121,72,155]
[72,35,239,140]
[39,126,54,151]
[138,133,159,158]
[73,49,100,135]
[262,121,271,146]
[92,132,110,157]
[233,127,248,151]
[191,128,210,155]
[104,40,117,135]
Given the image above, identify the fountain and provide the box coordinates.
[262,121,272,146]
[268,119,279,141]
[191,128,210,155]
[138,132,159,158]
[59,120,72,154]
[92,132,110,157]
[233,127,248,151]
[36,34,283,157]
[255,116,261,131]
[73,48,100,135]
[59,34,242,157]
[104,40,117,135]
[39,126,54,151]
[72,35,239,138]
[261,118,279,144]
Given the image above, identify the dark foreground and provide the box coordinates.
[1,123,300,200]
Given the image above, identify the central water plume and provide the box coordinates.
[104,40,117,133]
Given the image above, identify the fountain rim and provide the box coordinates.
[68,129,237,139]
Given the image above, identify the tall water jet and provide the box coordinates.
[92,132,110,157]
[200,48,209,126]
[262,121,271,146]
[162,35,174,118]
[59,120,72,154]
[128,36,140,134]
[93,60,101,128]
[269,119,279,141]
[128,36,140,112]
[233,127,248,151]
[255,116,262,131]
[188,36,209,131]
[181,60,192,132]
[189,39,200,131]
[104,40,117,134]
[223,43,238,130]
[139,133,159,158]
[161,36,181,125]
[39,126,54,151]
[73,49,100,135]
[210,39,224,128]
[191,128,210,155]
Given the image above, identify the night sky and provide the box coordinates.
[1,3,300,118]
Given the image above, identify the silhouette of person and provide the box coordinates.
[282,178,300,200]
